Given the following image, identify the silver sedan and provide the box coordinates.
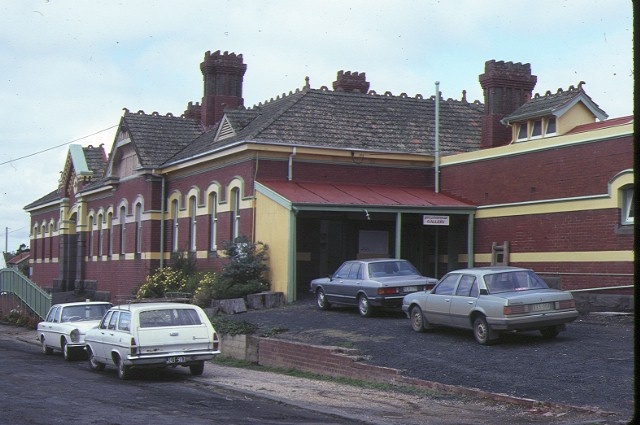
[310,258,437,317]
[402,266,579,344]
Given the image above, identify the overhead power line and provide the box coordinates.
[0,125,117,167]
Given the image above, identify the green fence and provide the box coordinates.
[0,268,52,319]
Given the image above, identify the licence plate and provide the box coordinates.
[166,356,185,364]
[531,303,553,312]
[403,286,418,292]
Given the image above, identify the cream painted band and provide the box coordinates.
[475,250,633,263]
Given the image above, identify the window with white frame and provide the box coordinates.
[107,212,113,257]
[135,203,142,254]
[119,206,126,254]
[530,119,542,139]
[231,188,240,241]
[98,214,103,257]
[171,199,179,252]
[189,196,197,252]
[88,216,94,258]
[545,117,556,136]
[622,186,634,225]
[209,192,218,251]
[516,122,528,141]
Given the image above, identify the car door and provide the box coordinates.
[423,274,460,325]
[325,262,355,304]
[40,306,59,346]
[90,311,114,361]
[448,275,478,329]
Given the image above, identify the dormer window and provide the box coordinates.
[531,120,543,139]
[516,123,528,141]
[546,117,556,136]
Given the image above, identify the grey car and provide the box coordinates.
[310,258,437,317]
[402,266,579,345]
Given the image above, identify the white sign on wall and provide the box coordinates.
[423,215,450,226]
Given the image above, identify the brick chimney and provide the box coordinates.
[479,60,537,148]
[333,71,370,93]
[199,50,247,127]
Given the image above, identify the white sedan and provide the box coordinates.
[402,266,579,345]
[37,301,112,360]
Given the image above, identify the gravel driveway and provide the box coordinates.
[223,296,634,418]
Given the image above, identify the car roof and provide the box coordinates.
[109,302,199,311]
[52,301,112,308]
[349,258,407,263]
[446,266,531,274]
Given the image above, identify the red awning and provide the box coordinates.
[257,180,472,208]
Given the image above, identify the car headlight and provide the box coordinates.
[70,329,80,343]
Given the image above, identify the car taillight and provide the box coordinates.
[555,299,576,310]
[130,337,138,356]
[377,287,399,295]
[504,305,527,315]
[212,331,220,351]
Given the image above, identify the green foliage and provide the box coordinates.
[136,267,187,299]
[216,235,270,299]
[209,316,258,336]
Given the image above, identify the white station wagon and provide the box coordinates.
[37,301,112,361]
[84,302,220,379]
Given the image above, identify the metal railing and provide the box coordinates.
[0,268,52,319]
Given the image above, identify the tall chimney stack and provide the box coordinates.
[479,60,537,148]
[199,50,247,127]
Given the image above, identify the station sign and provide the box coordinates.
[423,215,449,226]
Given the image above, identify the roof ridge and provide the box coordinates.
[241,89,308,139]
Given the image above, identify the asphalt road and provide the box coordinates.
[223,297,635,419]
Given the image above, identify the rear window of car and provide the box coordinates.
[484,271,549,294]
[139,308,203,328]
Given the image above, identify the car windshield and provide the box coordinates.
[483,271,549,294]
[368,261,419,278]
[61,304,110,322]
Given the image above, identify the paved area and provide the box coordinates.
[2,322,630,424]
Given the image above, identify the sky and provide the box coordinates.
[0,0,633,261]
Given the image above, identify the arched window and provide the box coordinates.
[107,212,113,257]
[32,225,38,260]
[40,224,46,261]
[48,222,54,261]
[171,199,179,252]
[209,192,218,251]
[231,187,240,241]
[119,206,127,254]
[135,203,142,254]
[88,216,94,258]
[189,196,197,252]
[97,214,103,257]
[621,186,634,225]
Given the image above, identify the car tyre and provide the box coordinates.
[316,289,330,310]
[117,357,131,380]
[357,294,373,317]
[190,361,205,376]
[540,326,561,339]
[40,337,53,355]
[473,316,496,345]
[409,305,427,332]
[87,348,105,372]
[62,339,74,362]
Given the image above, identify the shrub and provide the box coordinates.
[218,235,270,297]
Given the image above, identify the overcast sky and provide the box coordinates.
[0,0,633,260]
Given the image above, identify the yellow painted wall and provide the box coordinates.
[254,191,292,301]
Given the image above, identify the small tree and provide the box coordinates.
[214,236,270,299]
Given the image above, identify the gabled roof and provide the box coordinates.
[501,83,608,125]
[118,110,204,168]
[165,88,484,165]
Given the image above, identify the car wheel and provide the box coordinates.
[473,316,496,345]
[357,294,373,317]
[62,339,74,362]
[117,357,131,380]
[40,337,53,355]
[189,361,205,376]
[410,306,427,332]
[540,326,561,339]
[316,289,330,310]
[87,348,105,372]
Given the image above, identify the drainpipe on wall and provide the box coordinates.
[434,81,440,193]
[288,147,297,181]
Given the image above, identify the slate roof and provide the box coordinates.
[165,88,484,165]
[119,110,204,168]
[83,145,108,178]
[501,83,608,124]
